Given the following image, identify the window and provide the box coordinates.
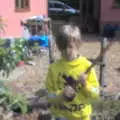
[49,3,54,8]
[15,0,30,12]
[54,3,64,9]
[113,0,120,8]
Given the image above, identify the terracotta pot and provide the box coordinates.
[16,61,25,67]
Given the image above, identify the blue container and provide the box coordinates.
[28,35,48,47]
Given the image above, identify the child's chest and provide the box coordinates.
[54,64,86,90]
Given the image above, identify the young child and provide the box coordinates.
[45,24,100,120]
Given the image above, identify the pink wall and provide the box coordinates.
[100,0,120,23]
[0,0,48,37]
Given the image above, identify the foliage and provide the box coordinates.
[0,38,31,113]
[10,38,28,63]
[0,81,28,114]
[0,38,28,77]
[0,38,6,45]
[0,47,16,77]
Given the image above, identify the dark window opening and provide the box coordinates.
[54,3,64,9]
[15,0,30,12]
[49,3,53,8]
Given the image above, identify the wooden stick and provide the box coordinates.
[85,39,112,74]
[48,19,54,64]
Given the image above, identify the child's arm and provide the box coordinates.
[45,66,62,101]
[81,67,100,101]
[45,66,55,94]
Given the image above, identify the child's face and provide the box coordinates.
[61,39,80,61]
[56,25,81,60]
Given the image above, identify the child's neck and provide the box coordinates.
[64,54,80,61]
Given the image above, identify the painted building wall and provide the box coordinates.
[100,0,120,24]
[0,0,48,37]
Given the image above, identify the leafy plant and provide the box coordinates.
[10,38,28,63]
[0,81,28,114]
[0,38,6,46]
[0,38,29,77]
[0,47,16,77]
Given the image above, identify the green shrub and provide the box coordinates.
[0,81,28,114]
[10,38,28,62]
[0,47,16,77]
[0,38,28,77]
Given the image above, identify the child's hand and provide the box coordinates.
[63,85,76,101]
[78,73,87,87]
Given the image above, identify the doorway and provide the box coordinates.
[80,0,100,33]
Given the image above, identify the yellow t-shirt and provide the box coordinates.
[45,56,100,119]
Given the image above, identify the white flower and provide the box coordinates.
[19,45,22,48]
[11,50,16,54]
[22,49,25,52]
[7,63,10,67]
[20,38,24,42]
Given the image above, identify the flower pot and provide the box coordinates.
[16,61,25,67]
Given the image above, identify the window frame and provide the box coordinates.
[15,0,30,12]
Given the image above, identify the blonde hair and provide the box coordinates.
[56,24,81,50]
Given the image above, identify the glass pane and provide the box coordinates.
[54,3,64,9]
[15,0,19,8]
[21,0,24,8]
[15,0,29,9]
[49,3,53,8]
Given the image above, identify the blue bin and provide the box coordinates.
[28,35,48,47]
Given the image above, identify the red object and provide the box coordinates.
[16,61,25,67]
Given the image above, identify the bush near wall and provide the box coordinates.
[0,38,28,77]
